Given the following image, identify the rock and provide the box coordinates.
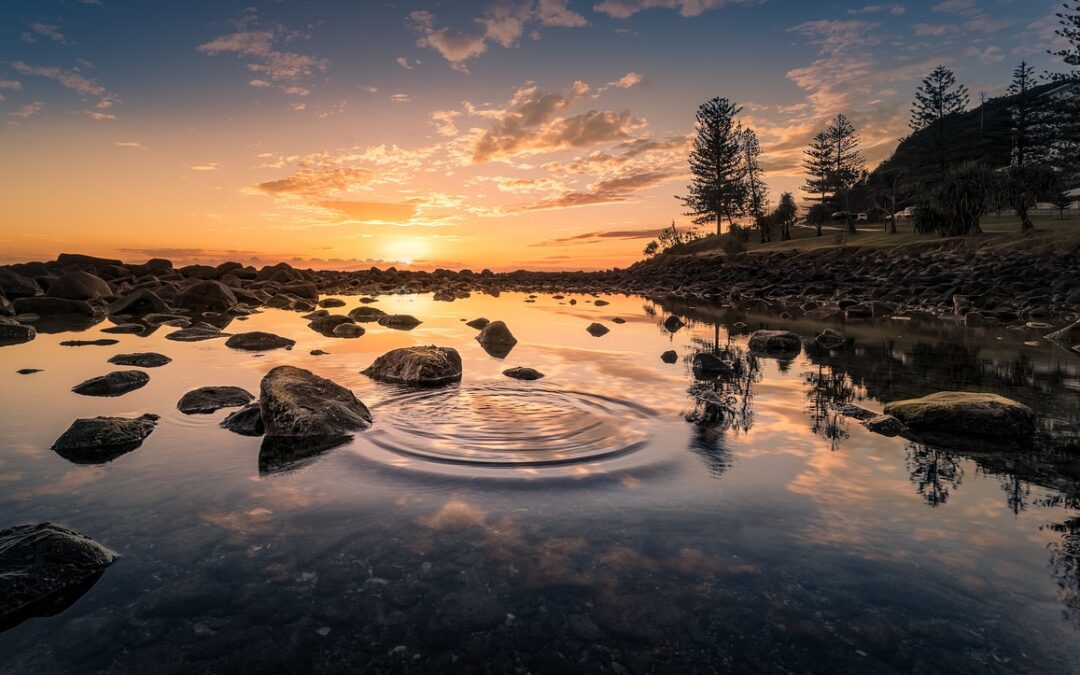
[225,331,295,351]
[332,322,364,338]
[594,299,610,306]
[660,350,678,364]
[0,523,118,630]
[586,322,609,337]
[310,349,329,356]
[883,391,1036,436]
[220,403,264,436]
[0,317,36,344]
[861,414,907,437]
[72,370,150,397]
[477,320,517,347]
[302,309,329,320]
[279,282,318,300]
[100,323,145,334]
[165,323,229,342]
[259,365,372,438]
[748,330,802,356]
[45,272,112,302]
[692,352,732,378]
[0,269,42,299]
[108,289,169,316]
[815,328,848,349]
[59,338,118,347]
[612,317,626,324]
[108,352,171,368]
[16,368,42,375]
[347,306,387,323]
[318,298,346,308]
[51,413,160,463]
[13,297,97,317]
[1046,320,1080,348]
[178,386,254,414]
[144,312,189,326]
[358,296,378,304]
[835,403,876,421]
[378,314,422,330]
[503,366,544,380]
[465,317,490,329]
[663,316,685,332]
[363,346,463,386]
[308,314,356,337]
[175,280,238,312]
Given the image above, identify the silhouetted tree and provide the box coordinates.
[738,127,769,241]
[910,65,970,178]
[1007,61,1039,168]
[826,114,865,234]
[1053,187,1074,219]
[679,98,747,236]
[774,192,798,241]
[914,163,997,236]
[802,130,832,236]
[999,164,1060,232]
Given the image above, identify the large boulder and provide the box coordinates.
[278,282,318,301]
[225,331,295,351]
[45,272,112,302]
[476,321,517,357]
[175,280,238,312]
[0,317,35,344]
[0,523,118,630]
[72,370,150,397]
[0,269,42,299]
[586,322,609,337]
[13,296,96,317]
[259,365,372,438]
[362,346,462,386]
[748,330,802,356]
[883,391,1035,436]
[108,289,169,316]
[51,413,160,463]
[178,386,254,414]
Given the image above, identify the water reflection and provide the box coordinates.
[905,443,964,507]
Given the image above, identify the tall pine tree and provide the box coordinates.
[738,127,770,241]
[802,130,832,236]
[909,65,969,178]
[826,114,864,234]
[1046,2,1080,182]
[679,97,746,236]
[1007,61,1038,167]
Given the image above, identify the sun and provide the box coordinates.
[383,236,430,266]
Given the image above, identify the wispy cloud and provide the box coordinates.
[592,0,763,19]
[10,61,118,117]
[8,101,44,118]
[22,22,66,44]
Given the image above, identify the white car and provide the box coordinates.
[894,207,915,219]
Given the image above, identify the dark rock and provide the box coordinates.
[318,298,346,308]
[108,289,169,316]
[178,386,254,414]
[378,314,422,330]
[60,338,118,347]
[465,317,490,329]
[477,320,517,348]
[835,403,876,421]
[0,317,35,344]
[748,329,802,356]
[0,269,42,299]
[348,306,387,322]
[259,365,372,437]
[663,315,685,332]
[0,523,118,631]
[594,299,610,306]
[332,322,364,338]
[586,322,609,337]
[308,314,356,337]
[51,413,160,463]
[612,317,626,324]
[660,349,678,364]
[165,323,229,342]
[14,297,97,318]
[815,328,848,349]
[310,349,329,356]
[175,280,238,312]
[225,331,295,351]
[692,352,732,378]
[883,392,1036,436]
[220,403,264,436]
[862,414,907,437]
[503,366,544,380]
[108,352,171,368]
[72,370,149,397]
[363,346,463,386]
[16,368,42,375]
[45,272,112,302]
[100,323,145,334]
[1046,320,1080,350]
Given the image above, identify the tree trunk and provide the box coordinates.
[1020,204,1033,232]
[845,192,856,234]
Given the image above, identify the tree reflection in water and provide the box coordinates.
[905,443,964,507]
[803,365,859,451]
[1045,517,1080,625]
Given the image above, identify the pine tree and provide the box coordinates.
[1007,61,1038,167]
[802,130,832,236]
[1045,2,1080,181]
[910,65,969,177]
[774,192,798,241]
[738,127,770,241]
[826,113,864,234]
[1050,1,1080,76]
[678,97,747,236]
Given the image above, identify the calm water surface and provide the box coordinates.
[2,291,1080,673]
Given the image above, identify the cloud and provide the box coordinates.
[252,166,375,197]
[390,93,413,103]
[85,110,114,121]
[10,61,118,115]
[592,0,762,19]
[396,56,415,70]
[197,10,329,96]
[537,0,589,27]
[530,226,673,246]
[914,23,950,37]
[115,141,146,149]
[190,163,220,171]
[513,169,680,211]
[932,0,976,14]
[964,15,1012,34]
[317,200,418,223]
[408,10,488,71]
[599,71,647,93]
[0,80,22,91]
[23,22,66,44]
[8,102,44,118]
[431,109,462,136]
[848,4,905,15]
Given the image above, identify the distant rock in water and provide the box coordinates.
[60,338,118,347]
[347,306,387,323]
[165,323,230,342]
[476,321,517,358]
[883,391,1035,437]
[363,345,463,386]
[108,352,171,368]
[332,322,364,338]
[0,317,35,344]
[310,349,329,356]
[465,317,490,329]
[594,299,610,306]
[503,366,544,380]
[663,316,685,333]
[220,403,264,436]
[45,272,112,302]
[100,323,145,334]
[815,328,848,349]
[692,352,732,379]
[747,330,802,356]
[72,370,149,397]
[307,314,357,337]
[612,317,626,324]
[660,350,678,364]
[861,414,907,437]
[318,298,346,308]
[260,365,373,438]
[51,413,160,463]
[225,331,295,351]
[586,322,609,337]
[378,314,422,330]
[16,368,42,375]
[178,386,254,414]
[0,523,118,631]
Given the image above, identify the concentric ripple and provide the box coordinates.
[364,385,656,468]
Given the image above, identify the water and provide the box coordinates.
[1,291,1079,673]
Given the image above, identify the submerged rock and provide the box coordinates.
[503,366,544,380]
[363,345,463,386]
[378,314,422,330]
[260,365,372,437]
[72,370,149,397]
[60,338,118,347]
[100,323,145,334]
[108,352,171,368]
[178,386,254,414]
[883,391,1035,436]
[660,349,678,364]
[586,322,609,337]
[51,413,160,463]
[16,368,42,375]
[0,523,118,631]
[165,323,229,342]
[347,306,387,323]
[748,330,802,356]
[815,328,848,349]
[225,331,295,351]
[692,352,733,379]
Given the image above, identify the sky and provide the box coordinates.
[0,0,1070,271]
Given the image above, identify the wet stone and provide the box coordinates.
[108,352,172,368]
[72,370,150,397]
[178,386,255,414]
